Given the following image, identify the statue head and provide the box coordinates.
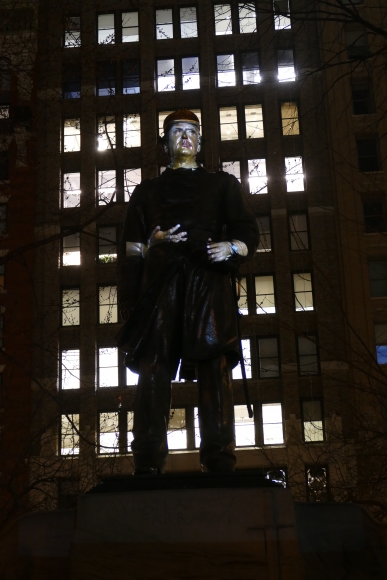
[162,109,201,169]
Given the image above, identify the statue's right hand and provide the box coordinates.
[149,224,188,246]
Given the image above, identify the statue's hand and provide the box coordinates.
[206,239,233,262]
[149,224,188,246]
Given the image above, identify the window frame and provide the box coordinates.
[63,15,81,48]
[255,274,276,314]
[96,345,129,389]
[293,271,314,312]
[60,348,80,390]
[97,284,118,325]
[61,286,80,327]
[97,224,118,265]
[60,413,80,456]
[257,336,281,379]
[297,334,320,376]
[121,11,139,43]
[288,212,310,251]
[259,402,284,446]
[301,398,325,443]
[61,228,81,267]
[97,12,116,45]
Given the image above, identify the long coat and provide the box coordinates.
[116,167,259,378]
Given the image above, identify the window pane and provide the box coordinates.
[63,119,80,152]
[157,59,175,91]
[61,414,80,455]
[97,62,115,96]
[98,227,117,263]
[62,172,80,208]
[298,336,318,375]
[258,337,279,378]
[238,3,256,33]
[278,49,295,82]
[232,339,252,379]
[345,23,368,58]
[242,52,260,84]
[303,400,324,442]
[289,213,309,250]
[274,0,291,30]
[64,16,81,48]
[248,159,267,194]
[62,232,80,266]
[168,409,187,449]
[221,160,241,181]
[293,273,313,311]
[235,405,255,446]
[122,12,139,42]
[180,7,198,38]
[237,276,248,314]
[369,262,387,297]
[98,14,115,44]
[182,56,200,90]
[99,412,119,453]
[217,54,235,87]
[255,275,275,314]
[285,156,304,192]
[61,350,80,389]
[281,102,299,135]
[257,216,271,252]
[98,170,116,205]
[156,9,173,39]
[194,407,200,448]
[98,347,118,387]
[357,139,380,172]
[126,367,138,386]
[124,114,141,147]
[127,411,134,448]
[99,286,118,324]
[219,106,238,140]
[214,4,232,35]
[124,168,142,201]
[62,288,80,326]
[363,200,386,233]
[375,324,387,364]
[262,403,283,444]
[123,60,140,94]
[245,104,264,139]
[97,116,116,150]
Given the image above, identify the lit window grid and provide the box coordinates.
[214,4,232,35]
[285,156,304,192]
[248,159,268,194]
[63,119,80,152]
[62,288,80,326]
[61,350,80,390]
[262,403,284,445]
[123,114,141,148]
[99,286,118,324]
[98,347,119,387]
[245,105,264,139]
[219,107,238,141]
[256,216,271,252]
[157,59,175,91]
[98,227,117,264]
[235,404,255,447]
[238,3,257,33]
[232,339,252,379]
[274,0,291,30]
[182,57,200,90]
[62,172,80,208]
[217,54,236,87]
[98,170,116,205]
[168,408,187,450]
[97,117,116,150]
[258,337,280,379]
[61,414,80,455]
[278,64,296,82]
[99,412,119,454]
[64,16,81,47]
[156,9,173,40]
[221,160,241,181]
[237,277,248,314]
[62,232,80,266]
[255,275,276,314]
[98,14,115,44]
[281,102,299,135]
[122,12,139,42]
[124,168,142,201]
[180,7,198,38]
[293,273,314,311]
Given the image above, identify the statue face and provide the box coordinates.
[165,122,201,161]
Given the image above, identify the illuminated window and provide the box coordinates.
[122,12,139,42]
[180,7,197,38]
[248,159,267,194]
[97,62,116,96]
[302,400,324,442]
[256,216,271,252]
[217,54,236,87]
[124,168,142,201]
[156,9,173,39]
[221,160,241,181]
[60,414,80,455]
[232,339,252,379]
[97,170,116,205]
[62,231,80,266]
[278,49,295,82]
[369,262,387,297]
[194,407,200,448]
[97,116,116,150]
[235,405,255,446]
[98,14,115,44]
[99,412,119,453]
[64,16,81,47]
[293,273,313,311]
[242,52,260,84]
[98,226,117,264]
[289,213,309,250]
[306,466,329,501]
[0,105,9,119]
[127,412,134,448]
[273,0,291,30]
[126,367,138,386]
[238,3,256,33]
[123,114,141,147]
[297,335,319,375]
[285,156,304,192]
[62,173,80,208]
[123,60,140,94]
[258,337,280,378]
[214,4,232,35]
[262,403,283,445]
[182,57,200,90]
[98,347,118,387]
[168,409,187,449]
[99,286,118,324]
[157,59,175,91]
[345,23,368,59]
[219,107,238,140]
[237,276,248,314]
[61,350,80,390]
[61,288,80,326]
[245,104,264,139]
[255,275,275,314]
[375,324,387,364]
[281,102,299,135]
[63,119,80,152]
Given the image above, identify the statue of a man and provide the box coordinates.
[117,109,259,474]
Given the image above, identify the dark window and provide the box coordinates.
[241,52,260,85]
[306,465,329,501]
[0,151,9,181]
[122,60,140,94]
[357,139,380,172]
[297,335,319,375]
[256,215,272,252]
[352,79,374,115]
[0,204,6,235]
[363,200,386,233]
[63,66,81,99]
[258,337,280,378]
[0,58,12,93]
[97,62,116,96]
[98,226,117,264]
[58,479,79,509]
[345,24,368,59]
[368,262,387,297]
[289,213,309,250]
[0,315,4,349]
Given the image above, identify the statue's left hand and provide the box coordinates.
[207,239,232,262]
[149,224,188,246]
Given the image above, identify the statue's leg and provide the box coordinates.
[196,355,236,472]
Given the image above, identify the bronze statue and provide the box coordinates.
[117,109,259,474]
